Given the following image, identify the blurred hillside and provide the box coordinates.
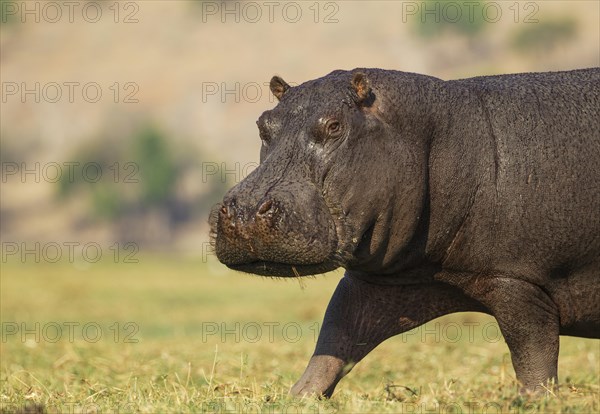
[1,0,598,255]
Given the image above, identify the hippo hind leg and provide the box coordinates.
[446,275,561,394]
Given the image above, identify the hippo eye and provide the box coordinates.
[325,119,342,138]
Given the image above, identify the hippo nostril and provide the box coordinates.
[257,199,274,216]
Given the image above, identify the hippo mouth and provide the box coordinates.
[228,260,340,277]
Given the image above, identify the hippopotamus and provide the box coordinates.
[209,68,600,396]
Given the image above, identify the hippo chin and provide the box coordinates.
[209,67,600,396]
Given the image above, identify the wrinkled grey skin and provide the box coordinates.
[209,68,600,396]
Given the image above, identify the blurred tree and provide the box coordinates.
[134,126,177,206]
[57,131,128,219]
[511,18,577,53]
[414,0,486,39]
[57,124,229,245]
[58,125,179,219]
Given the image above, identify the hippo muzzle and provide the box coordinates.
[210,179,340,277]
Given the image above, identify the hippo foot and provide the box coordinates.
[289,355,346,398]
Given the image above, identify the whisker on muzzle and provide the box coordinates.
[207,203,222,253]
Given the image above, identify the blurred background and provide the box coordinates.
[1,1,599,410]
[1,0,598,255]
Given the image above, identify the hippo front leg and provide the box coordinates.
[291,274,484,397]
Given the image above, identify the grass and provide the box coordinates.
[1,256,598,413]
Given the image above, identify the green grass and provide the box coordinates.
[1,256,598,413]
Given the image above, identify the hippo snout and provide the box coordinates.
[210,183,340,277]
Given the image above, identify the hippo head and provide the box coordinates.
[210,69,432,277]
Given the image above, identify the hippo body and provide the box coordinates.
[210,68,600,396]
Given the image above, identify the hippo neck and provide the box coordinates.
[425,80,498,266]
[347,73,495,283]
[344,70,442,280]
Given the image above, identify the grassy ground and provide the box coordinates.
[1,256,598,413]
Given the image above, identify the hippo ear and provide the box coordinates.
[270,76,290,101]
[351,72,373,106]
